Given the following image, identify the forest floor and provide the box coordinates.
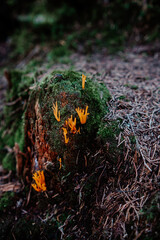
[0,42,160,239]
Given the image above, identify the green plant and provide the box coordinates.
[140,193,160,240]
[130,85,138,90]
[47,45,71,61]
[118,95,126,100]
[11,29,35,57]
[98,120,121,142]
[0,69,35,170]
[124,84,138,90]
[0,192,14,212]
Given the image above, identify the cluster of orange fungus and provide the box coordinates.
[58,158,62,170]
[52,101,60,122]
[76,106,89,124]
[82,74,86,89]
[68,115,80,134]
[62,127,69,144]
[32,170,46,192]
[51,74,89,146]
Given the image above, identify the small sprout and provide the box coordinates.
[68,115,80,134]
[32,170,46,192]
[82,74,86,89]
[62,127,69,144]
[76,106,89,124]
[130,85,138,90]
[52,101,60,122]
[58,158,62,170]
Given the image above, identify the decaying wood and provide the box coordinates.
[4,69,12,89]
[13,143,26,177]
[0,182,21,194]
[25,99,57,174]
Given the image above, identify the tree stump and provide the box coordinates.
[4,70,111,190]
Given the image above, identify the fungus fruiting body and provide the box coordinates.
[62,127,69,143]
[82,74,86,89]
[68,115,80,134]
[52,101,60,122]
[32,170,46,192]
[58,158,62,169]
[76,106,89,124]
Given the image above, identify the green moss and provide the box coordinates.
[97,119,123,163]
[130,85,138,90]
[0,69,35,170]
[139,193,160,240]
[1,69,111,171]
[27,70,111,168]
[11,29,34,57]
[118,95,126,100]
[6,69,35,101]
[0,109,25,170]
[130,135,136,144]
[0,192,14,212]
[124,84,138,90]
[141,194,160,221]
[14,120,25,151]
[2,152,16,171]
[98,120,121,142]
[48,45,72,60]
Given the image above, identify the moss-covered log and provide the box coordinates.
[1,69,111,188]
[22,70,110,186]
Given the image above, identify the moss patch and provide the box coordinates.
[140,193,160,240]
[25,70,111,172]
[0,69,35,170]
[0,192,15,212]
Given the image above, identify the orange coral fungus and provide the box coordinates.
[68,115,80,134]
[58,158,62,170]
[32,170,46,192]
[65,120,68,126]
[52,101,60,122]
[82,74,86,89]
[62,127,69,144]
[76,106,89,124]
